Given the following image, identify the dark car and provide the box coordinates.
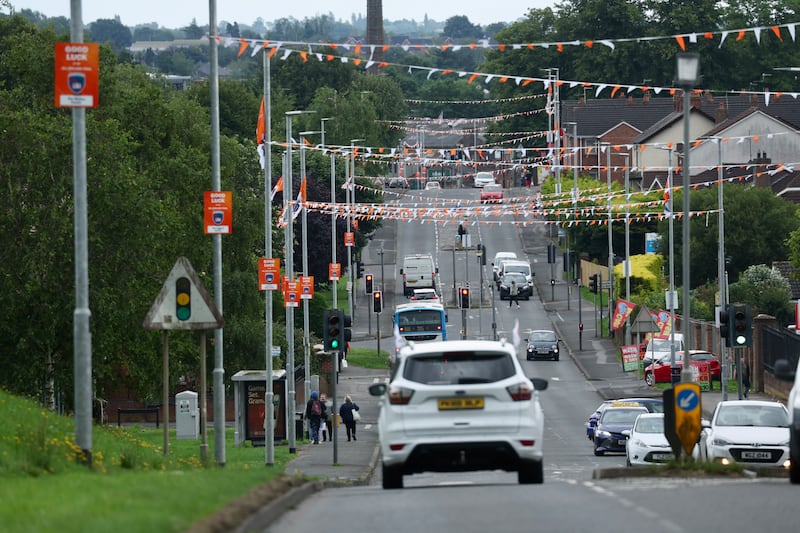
[499,272,531,300]
[593,406,649,456]
[525,330,560,361]
[386,177,409,189]
[586,398,664,440]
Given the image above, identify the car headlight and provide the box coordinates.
[552,345,558,352]
[632,439,646,447]
[779,438,790,446]
[711,436,732,446]
[596,430,611,439]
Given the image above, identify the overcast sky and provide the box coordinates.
[11,1,555,28]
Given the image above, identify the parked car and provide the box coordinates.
[586,398,664,440]
[624,413,675,466]
[701,400,790,468]
[473,171,495,188]
[525,330,560,361]
[593,406,649,456]
[499,272,531,300]
[368,340,548,489]
[424,181,441,191]
[480,183,503,203]
[643,351,721,387]
[640,333,684,367]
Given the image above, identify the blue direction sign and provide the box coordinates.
[673,382,702,456]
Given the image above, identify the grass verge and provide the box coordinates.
[346,347,390,369]
[0,389,294,533]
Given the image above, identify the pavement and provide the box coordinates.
[237,187,778,531]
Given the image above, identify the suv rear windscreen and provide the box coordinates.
[403,351,516,385]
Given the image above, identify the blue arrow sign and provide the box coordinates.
[676,388,699,412]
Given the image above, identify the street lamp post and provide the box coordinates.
[348,139,365,321]
[321,118,336,308]
[284,109,315,454]
[624,154,631,346]
[298,130,321,437]
[676,52,700,383]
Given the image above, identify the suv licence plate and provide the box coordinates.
[438,397,484,410]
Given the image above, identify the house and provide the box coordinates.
[561,94,800,196]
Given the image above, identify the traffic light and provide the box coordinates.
[719,304,732,347]
[365,273,374,294]
[550,278,556,286]
[547,243,556,264]
[357,262,365,279]
[175,277,192,321]
[589,274,598,294]
[373,291,383,313]
[323,308,342,351]
[478,244,486,266]
[459,286,470,309]
[342,313,352,351]
[732,303,752,347]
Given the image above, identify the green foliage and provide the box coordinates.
[729,264,793,323]
[346,347,391,369]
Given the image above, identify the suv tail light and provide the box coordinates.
[388,385,415,405]
[506,382,533,401]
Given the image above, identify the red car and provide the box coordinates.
[644,350,721,387]
[480,183,503,203]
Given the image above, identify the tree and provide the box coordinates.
[443,15,483,40]
[87,18,133,51]
[729,265,793,324]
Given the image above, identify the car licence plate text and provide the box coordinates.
[652,453,674,460]
[741,451,772,460]
[438,397,484,410]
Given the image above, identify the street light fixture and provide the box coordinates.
[676,52,700,383]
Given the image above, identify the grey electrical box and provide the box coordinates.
[175,390,199,440]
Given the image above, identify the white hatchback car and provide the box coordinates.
[369,340,548,489]
[702,400,790,468]
[625,413,675,466]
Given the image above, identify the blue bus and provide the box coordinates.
[393,301,448,342]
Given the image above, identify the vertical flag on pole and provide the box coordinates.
[256,97,266,169]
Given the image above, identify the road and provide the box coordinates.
[268,186,798,532]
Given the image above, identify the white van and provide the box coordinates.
[400,254,438,297]
[492,252,518,283]
[498,259,533,288]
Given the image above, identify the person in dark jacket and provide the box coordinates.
[339,395,360,442]
[305,390,326,444]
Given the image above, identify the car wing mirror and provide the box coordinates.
[368,383,387,396]
[530,377,548,391]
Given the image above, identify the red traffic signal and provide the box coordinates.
[459,287,470,309]
[373,291,383,313]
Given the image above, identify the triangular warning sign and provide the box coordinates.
[143,257,224,331]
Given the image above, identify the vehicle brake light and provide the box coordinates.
[389,444,406,451]
[506,382,533,401]
[519,440,536,447]
[388,385,414,405]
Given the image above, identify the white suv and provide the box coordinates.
[369,340,548,489]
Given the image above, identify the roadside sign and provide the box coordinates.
[329,263,341,281]
[299,276,314,299]
[54,43,99,108]
[204,191,232,234]
[673,382,702,456]
[344,232,354,247]
[620,345,639,372]
[143,257,224,330]
[283,280,300,308]
[258,258,280,291]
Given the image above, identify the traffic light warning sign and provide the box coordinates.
[143,257,224,331]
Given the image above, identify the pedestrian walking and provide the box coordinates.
[319,393,331,442]
[339,395,360,442]
[509,280,520,308]
[305,390,326,444]
[741,359,751,398]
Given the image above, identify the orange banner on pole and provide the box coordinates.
[612,299,636,331]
